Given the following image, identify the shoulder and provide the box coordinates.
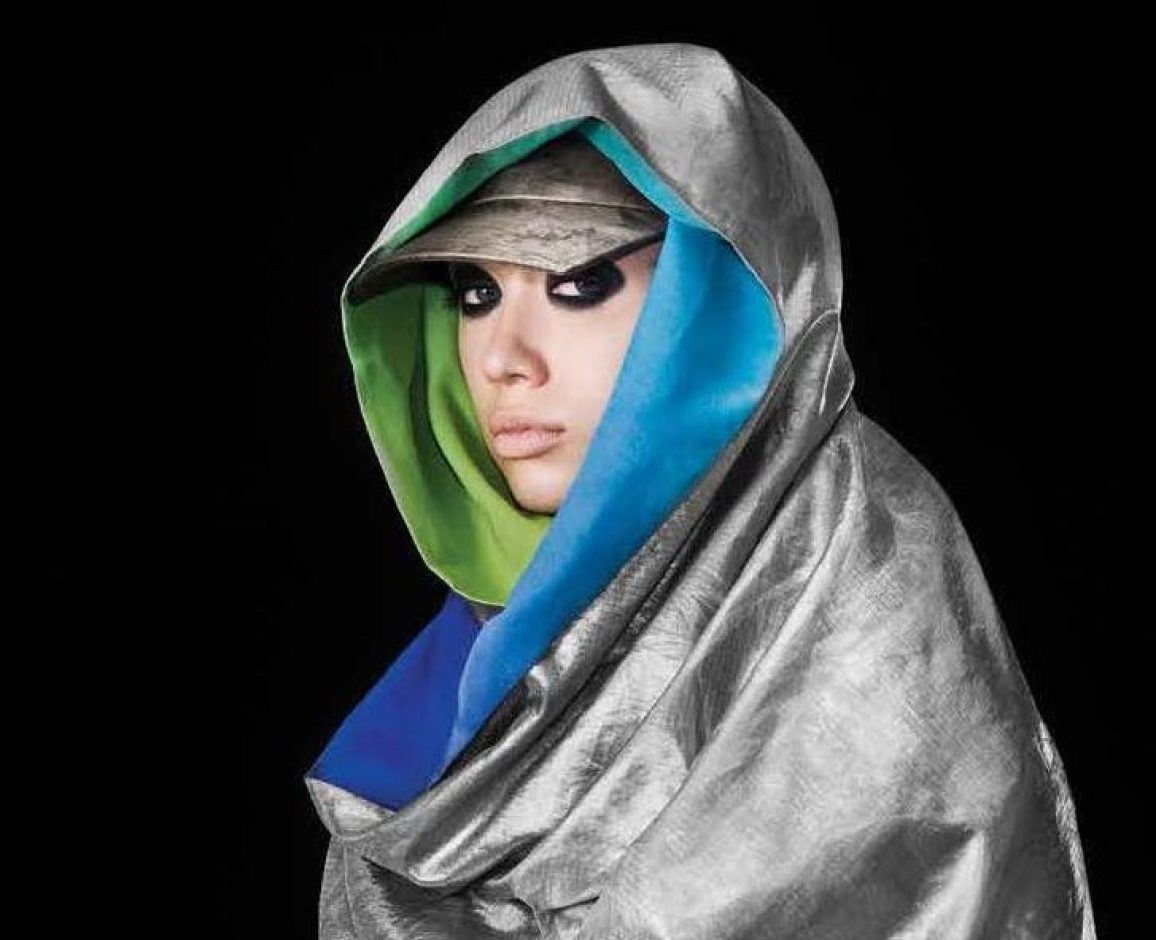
[796,406,1040,781]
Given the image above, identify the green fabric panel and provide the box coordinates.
[343,281,551,605]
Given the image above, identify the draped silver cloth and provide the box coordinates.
[307,43,1096,938]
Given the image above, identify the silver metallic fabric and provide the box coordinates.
[308,42,1096,938]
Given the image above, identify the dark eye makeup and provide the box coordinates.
[448,259,626,317]
[447,264,501,315]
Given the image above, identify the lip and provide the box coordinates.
[489,414,565,459]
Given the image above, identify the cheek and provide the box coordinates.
[581,299,643,377]
[556,315,639,415]
[571,337,625,393]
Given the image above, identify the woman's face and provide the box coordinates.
[453,240,662,514]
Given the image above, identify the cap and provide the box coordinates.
[347,133,667,303]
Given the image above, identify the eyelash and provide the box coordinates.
[449,262,626,317]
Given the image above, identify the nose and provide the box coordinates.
[479,279,549,386]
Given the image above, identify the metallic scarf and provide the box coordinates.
[307,42,1096,938]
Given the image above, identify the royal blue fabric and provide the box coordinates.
[308,589,479,809]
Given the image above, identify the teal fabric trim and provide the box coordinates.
[439,119,784,772]
[576,121,713,231]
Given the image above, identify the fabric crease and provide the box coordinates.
[304,42,1094,939]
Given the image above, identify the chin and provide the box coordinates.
[510,485,563,515]
[514,494,561,514]
[506,467,572,515]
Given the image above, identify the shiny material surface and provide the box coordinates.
[307,42,1095,938]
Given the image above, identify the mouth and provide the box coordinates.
[490,422,565,459]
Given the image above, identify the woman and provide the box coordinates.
[305,43,1095,938]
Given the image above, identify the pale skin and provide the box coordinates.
[452,240,663,514]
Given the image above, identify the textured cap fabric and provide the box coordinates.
[354,132,667,294]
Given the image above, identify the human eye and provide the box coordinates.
[448,263,500,317]
[548,260,626,308]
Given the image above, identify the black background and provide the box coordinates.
[45,5,1144,937]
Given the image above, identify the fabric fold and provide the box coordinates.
[305,42,1095,939]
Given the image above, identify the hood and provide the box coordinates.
[310,42,844,809]
[304,44,1093,939]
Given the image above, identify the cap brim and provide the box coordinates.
[347,199,667,304]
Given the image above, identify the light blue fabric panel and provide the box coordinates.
[440,122,782,772]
